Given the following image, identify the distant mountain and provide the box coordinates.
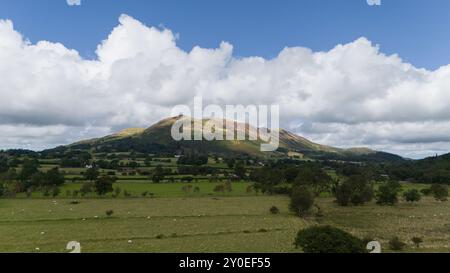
[46,116,404,162]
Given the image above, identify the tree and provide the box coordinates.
[84,167,99,182]
[289,186,314,217]
[294,226,366,253]
[0,183,5,197]
[430,184,448,201]
[0,156,9,174]
[45,167,65,186]
[376,181,402,205]
[403,189,421,202]
[152,165,164,183]
[234,161,246,179]
[94,176,115,196]
[334,175,373,206]
[294,166,332,196]
[19,159,39,181]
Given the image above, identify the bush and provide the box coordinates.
[376,181,402,205]
[411,237,423,248]
[294,226,366,253]
[389,236,406,251]
[430,184,448,201]
[403,189,421,202]
[270,206,280,214]
[155,234,165,239]
[51,186,60,198]
[289,186,314,217]
[420,188,432,196]
[105,210,114,217]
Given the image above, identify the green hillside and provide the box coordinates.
[47,116,403,162]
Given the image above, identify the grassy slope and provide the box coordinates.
[1,193,449,253]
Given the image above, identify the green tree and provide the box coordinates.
[84,167,99,182]
[335,175,373,206]
[234,161,246,179]
[94,176,115,196]
[152,165,164,183]
[19,159,39,181]
[430,184,448,201]
[376,181,402,205]
[45,167,65,186]
[294,226,366,253]
[0,183,5,197]
[294,166,332,196]
[289,186,314,217]
[0,156,9,173]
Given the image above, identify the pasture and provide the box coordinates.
[1,195,449,253]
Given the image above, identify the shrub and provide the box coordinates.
[43,187,51,197]
[156,234,165,239]
[294,226,366,253]
[51,186,60,198]
[420,188,432,196]
[270,206,280,214]
[105,210,114,217]
[70,200,80,205]
[389,236,406,251]
[411,237,423,248]
[258,228,268,233]
[113,187,121,198]
[141,191,148,197]
[123,190,132,197]
[403,189,421,202]
[289,186,314,217]
[430,184,448,201]
[376,181,402,205]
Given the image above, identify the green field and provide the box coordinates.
[1,195,449,253]
[14,182,253,198]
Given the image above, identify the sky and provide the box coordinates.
[1,0,450,158]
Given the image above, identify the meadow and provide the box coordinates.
[1,194,449,253]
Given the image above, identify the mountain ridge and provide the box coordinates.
[55,116,403,162]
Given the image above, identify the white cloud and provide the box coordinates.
[0,14,450,158]
[66,0,81,6]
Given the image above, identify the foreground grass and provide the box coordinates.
[315,197,450,253]
[0,196,304,253]
[0,195,449,253]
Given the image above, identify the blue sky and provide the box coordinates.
[2,0,450,158]
[1,0,450,70]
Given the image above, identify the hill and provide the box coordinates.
[45,116,403,162]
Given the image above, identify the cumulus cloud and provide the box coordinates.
[0,14,450,158]
[66,0,81,6]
